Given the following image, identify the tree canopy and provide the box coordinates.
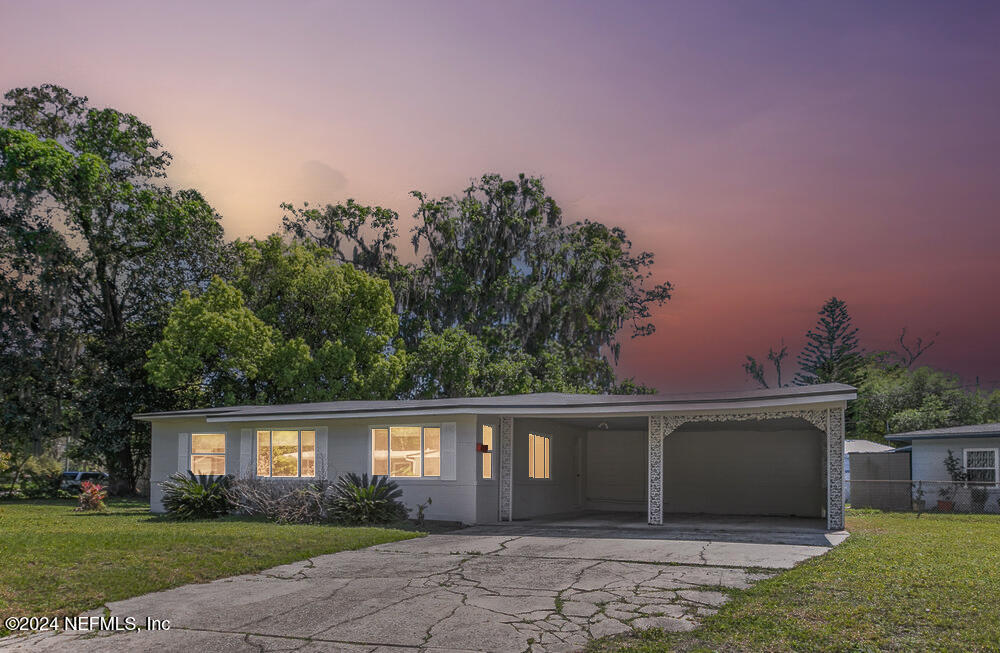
[147,238,406,405]
[744,297,862,389]
[2,83,673,493]
[854,360,1000,439]
[742,297,998,442]
[0,84,226,491]
[283,173,672,395]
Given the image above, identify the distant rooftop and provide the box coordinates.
[845,439,895,454]
[135,383,855,421]
[885,423,1000,442]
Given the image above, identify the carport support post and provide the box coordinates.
[647,416,664,525]
[499,416,514,522]
[826,407,846,531]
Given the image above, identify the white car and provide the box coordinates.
[60,471,109,492]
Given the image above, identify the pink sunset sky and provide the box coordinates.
[3,1,999,392]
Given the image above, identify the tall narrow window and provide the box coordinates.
[528,432,550,479]
[191,433,226,475]
[256,430,315,478]
[423,427,441,477]
[301,430,316,477]
[371,426,441,478]
[481,425,494,480]
[372,428,389,476]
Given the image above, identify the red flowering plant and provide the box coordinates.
[76,480,108,512]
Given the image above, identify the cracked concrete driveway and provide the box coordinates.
[3,522,847,652]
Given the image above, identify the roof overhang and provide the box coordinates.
[885,432,1000,442]
[135,384,855,424]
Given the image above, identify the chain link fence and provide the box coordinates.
[849,479,1000,514]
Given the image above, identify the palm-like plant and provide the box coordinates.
[160,472,233,519]
[329,473,407,525]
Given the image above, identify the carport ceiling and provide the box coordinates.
[554,416,649,431]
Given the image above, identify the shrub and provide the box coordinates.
[329,473,407,525]
[75,481,107,512]
[160,472,233,519]
[226,478,333,524]
[21,455,65,498]
[413,497,432,526]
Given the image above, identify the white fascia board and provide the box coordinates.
[201,394,853,423]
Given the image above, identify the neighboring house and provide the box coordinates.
[844,439,895,502]
[135,383,855,530]
[886,423,1000,513]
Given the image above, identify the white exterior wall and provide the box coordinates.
[149,414,482,523]
[911,437,1000,513]
[510,418,586,519]
[150,419,249,513]
[475,415,501,523]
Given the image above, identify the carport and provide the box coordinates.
[493,385,851,531]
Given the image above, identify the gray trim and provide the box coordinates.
[885,423,1000,441]
[886,432,1000,442]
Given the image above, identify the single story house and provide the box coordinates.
[135,383,855,530]
[885,423,1000,512]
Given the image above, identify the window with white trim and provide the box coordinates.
[371,426,440,478]
[481,425,494,480]
[964,448,998,486]
[191,433,226,475]
[528,432,550,479]
[256,430,315,478]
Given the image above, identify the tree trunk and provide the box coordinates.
[110,444,136,496]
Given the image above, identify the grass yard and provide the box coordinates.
[590,510,1000,652]
[0,499,420,634]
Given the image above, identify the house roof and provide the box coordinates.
[845,439,895,454]
[884,423,1000,442]
[134,383,855,422]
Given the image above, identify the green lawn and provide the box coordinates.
[590,510,1000,652]
[0,499,420,633]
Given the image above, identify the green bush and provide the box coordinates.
[160,472,234,519]
[329,473,407,525]
[21,455,65,498]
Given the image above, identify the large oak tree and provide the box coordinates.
[283,174,672,395]
[0,85,226,492]
[147,237,405,405]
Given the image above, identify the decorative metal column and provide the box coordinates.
[826,407,846,530]
[499,416,514,522]
[647,416,664,525]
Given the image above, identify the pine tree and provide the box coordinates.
[794,297,862,385]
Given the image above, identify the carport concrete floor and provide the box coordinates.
[4,516,848,653]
